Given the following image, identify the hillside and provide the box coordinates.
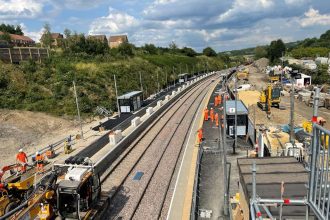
[0,52,229,117]
[221,29,330,59]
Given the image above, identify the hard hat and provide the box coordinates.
[19,148,23,152]
[36,151,40,155]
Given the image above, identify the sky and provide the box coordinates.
[1,0,330,52]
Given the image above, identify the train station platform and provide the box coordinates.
[167,78,223,220]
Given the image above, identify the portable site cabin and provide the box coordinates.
[225,100,248,136]
[294,73,311,87]
[117,91,143,113]
[178,73,188,83]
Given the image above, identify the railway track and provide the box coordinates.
[99,76,217,219]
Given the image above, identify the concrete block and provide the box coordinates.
[146,107,154,116]
[177,87,181,92]
[109,130,123,145]
[165,95,171,101]
[157,100,163,107]
[131,117,141,127]
[182,85,186,89]
[172,91,176,96]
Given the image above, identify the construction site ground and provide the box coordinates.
[236,60,330,130]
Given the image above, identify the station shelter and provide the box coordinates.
[178,73,188,83]
[117,91,143,113]
[225,100,248,136]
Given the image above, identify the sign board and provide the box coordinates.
[229,108,236,113]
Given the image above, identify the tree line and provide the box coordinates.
[39,24,221,58]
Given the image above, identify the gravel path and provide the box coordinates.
[104,76,216,219]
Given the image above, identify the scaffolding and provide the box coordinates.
[250,122,330,219]
[308,123,330,220]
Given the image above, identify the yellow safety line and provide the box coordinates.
[181,79,220,220]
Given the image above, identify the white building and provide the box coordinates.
[302,60,317,70]
[315,57,330,65]
[294,73,311,88]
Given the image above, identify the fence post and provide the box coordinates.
[8,48,12,63]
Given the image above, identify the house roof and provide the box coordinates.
[0,31,34,42]
[109,35,128,42]
[50,33,63,39]
[117,91,142,99]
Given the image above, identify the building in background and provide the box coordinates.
[109,35,128,48]
[50,33,64,47]
[0,31,35,47]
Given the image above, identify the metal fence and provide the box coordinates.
[308,123,330,220]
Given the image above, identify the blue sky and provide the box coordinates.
[1,0,330,52]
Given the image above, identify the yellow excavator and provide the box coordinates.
[0,164,35,217]
[257,84,281,113]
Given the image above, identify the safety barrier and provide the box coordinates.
[131,117,141,127]
[308,124,330,220]
[109,130,123,145]
[146,107,154,116]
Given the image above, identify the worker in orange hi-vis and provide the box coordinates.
[204,107,209,121]
[210,108,215,122]
[16,148,28,174]
[215,113,219,127]
[35,151,45,173]
[214,96,219,107]
[218,95,222,105]
[197,128,203,143]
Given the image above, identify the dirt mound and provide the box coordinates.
[0,110,74,166]
[254,58,269,72]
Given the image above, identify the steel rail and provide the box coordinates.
[105,77,215,219]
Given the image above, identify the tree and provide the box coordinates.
[169,41,178,53]
[0,32,11,42]
[267,39,286,63]
[40,23,52,48]
[203,47,217,57]
[181,47,197,57]
[64,28,71,39]
[0,23,24,35]
[15,25,23,35]
[143,44,158,54]
[254,46,267,59]
[118,42,134,56]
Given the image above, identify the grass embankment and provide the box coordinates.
[0,53,228,117]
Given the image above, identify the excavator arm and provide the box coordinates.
[0,164,21,184]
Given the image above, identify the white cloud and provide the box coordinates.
[284,0,308,5]
[216,0,274,23]
[89,8,139,35]
[20,23,44,42]
[62,0,107,9]
[0,0,43,19]
[300,8,330,27]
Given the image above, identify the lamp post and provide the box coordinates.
[73,80,83,139]
[114,74,120,118]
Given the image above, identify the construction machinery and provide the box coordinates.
[0,164,35,217]
[4,156,105,220]
[268,69,281,82]
[236,68,249,80]
[257,84,281,112]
